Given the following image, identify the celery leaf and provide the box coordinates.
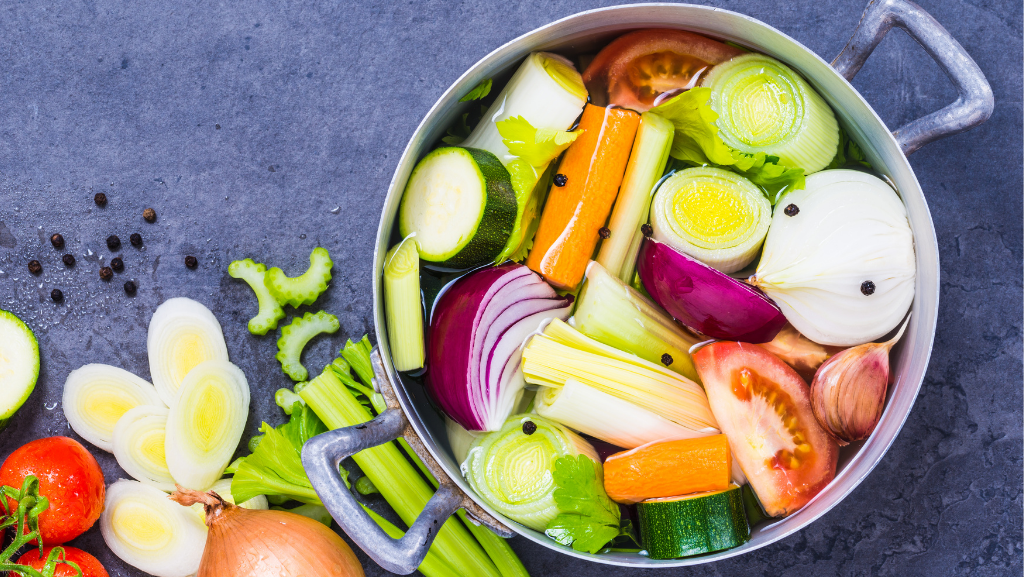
[544,455,624,554]
[497,116,578,167]
[650,87,735,166]
[460,78,492,102]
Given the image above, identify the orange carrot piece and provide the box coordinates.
[525,104,640,290]
[603,435,732,505]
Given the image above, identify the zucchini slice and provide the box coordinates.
[399,147,516,268]
[0,310,39,431]
[637,484,750,559]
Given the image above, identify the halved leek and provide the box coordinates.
[383,235,425,371]
[703,53,839,174]
[100,479,207,577]
[164,359,250,490]
[148,297,230,406]
[650,167,771,272]
[462,414,597,531]
[113,405,176,492]
[63,364,164,452]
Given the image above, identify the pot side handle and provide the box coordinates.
[301,347,513,575]
[832,0,993,155]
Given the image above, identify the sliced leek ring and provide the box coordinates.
[113,405,176,492]
[703,53,839,174]
[164,360,250,490]
[189,478,268,524]
[100,479,207,577]
[63,364,164,452]
[148,298,230,406]
[651,167,771,273]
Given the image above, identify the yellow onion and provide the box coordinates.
[171,487,364,577]
[810,317,909,445]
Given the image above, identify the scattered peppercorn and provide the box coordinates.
[215,124,221,129]
[553,174,568,187]
[598,227,610,239]
[130,233,143,247]
[62,254,76,267]
[27,260,42,275]
[784,204,800,217]
[99,267,113,281]
[50,289,63,303]
[268,165,276,172]
[184,255,198,269]
[641,223,653,238]
[106,235,121,251]
[111,257,124,272]
[860,280,876,296]
[124,280,137,296]
[94,192,108,207]
[522,421,537,435]
[143,208,157,223]
[50,233,64,249]
[661,353,674,366]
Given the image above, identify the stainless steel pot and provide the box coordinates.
[303,1,993,572]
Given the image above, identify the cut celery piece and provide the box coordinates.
[383,236,425,371]
[228,258,286,335]
[265,247,333,307]
[276,311,340,381]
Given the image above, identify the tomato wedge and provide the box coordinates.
[694,342,838,517]
[582,29,745,112]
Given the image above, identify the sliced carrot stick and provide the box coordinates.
[603,434,732,504]
[526,104,640,290]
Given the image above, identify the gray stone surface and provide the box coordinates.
[0,0,1019,575]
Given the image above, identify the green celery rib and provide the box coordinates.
[363,503,459,577]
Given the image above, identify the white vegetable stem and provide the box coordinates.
[63,364,164,452]
[113,405,176,492]
[148,297,230,406]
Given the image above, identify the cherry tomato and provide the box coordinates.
[582,29,745,112]
[12,546,109,577]
[0,437,105,544]
[694,342,838,517]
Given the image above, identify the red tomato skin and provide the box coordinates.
[0,437,105,545]
[11,546,109,577]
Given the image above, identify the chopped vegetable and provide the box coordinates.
[0,309,39,432]
[62,363,163,452]
[526,104,640,290]
[383,235,425,371]
[276,311,341,381]
[16,545,110,577]
[461,78,493,102]
[112,405,176,492]
[100,480,207,577]
[228,258,286,335]
[0,476,90,576]
[544,454,627,554]
[603,435,732,504]
[147,297,230,406]
[759,324,836,381]
[445,416,483,465]
[264,247,333,308]
[636,485,749,559]
[164,360,250,491]
[496,116,578,167]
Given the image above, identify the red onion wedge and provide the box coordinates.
[637,238,785,343]
[427,264,573,431]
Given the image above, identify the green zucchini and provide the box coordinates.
[637,484,749,559]
[0,310,39,431]
[399,147,516,268]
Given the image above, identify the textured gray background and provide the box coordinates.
[0,0,1020,575]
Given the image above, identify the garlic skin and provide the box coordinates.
[750,170,915,346]
[759,323,835,381]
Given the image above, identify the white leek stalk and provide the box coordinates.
[383,235,425,371]
[100,480,207,577]
[148,298,230,406]
[63,364,164,452]
[113,405,176,492]
[164,360,250,490]
[703,53,839,174]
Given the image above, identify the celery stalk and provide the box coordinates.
[363,503,460,577]
[383,237,425,371]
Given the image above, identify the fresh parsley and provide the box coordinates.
[543,455,629,554]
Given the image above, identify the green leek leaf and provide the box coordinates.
[460,78,493,102]
[497,116,578,167]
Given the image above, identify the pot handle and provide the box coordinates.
[301,347,513,575]
[832,0,993,155]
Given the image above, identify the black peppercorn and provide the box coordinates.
[661,353,673,366]
[784,204,800,217]
[111,257,124,272]
[860,280,876,296]
[50,289,63,303]
[94,192,107,207]
[522,421,537,435]
[185,255,198,269]
[553,174,568,187]
[124,280,137,296]
[598,227,610,239]
[62,254,76,267]
[106,235,121,251]
[27,260,42,275]
[130,233,143,247]
[99,267,113,281]
[143,208,157,223]
[50,233,64,249]
[641,223,653,238]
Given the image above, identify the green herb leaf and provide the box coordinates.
[497,116,578,167]
[543,455,624,554]
[826,126,872,170]
[460,78,493,102]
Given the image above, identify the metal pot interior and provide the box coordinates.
[372,3,938,566]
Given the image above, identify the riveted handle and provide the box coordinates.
[832,0,993,155]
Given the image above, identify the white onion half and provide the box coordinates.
[113,405,176,492]
[100,479,207,577]
[63,364,164,452]
[165,360,250,490]
[148,298,230,406]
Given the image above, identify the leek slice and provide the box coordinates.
[383,235,425,371]
[703,53,839,174]
[148,297,230,406]
[113,405,176,491]
[63,364,164,452]
[572,261,700,381]
[100,479,207,577]
[164,359,250,490]
[650,167,771,273]
[462,414,597,531]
